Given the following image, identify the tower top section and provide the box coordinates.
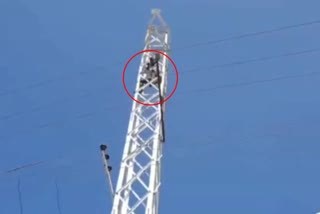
[149,8,167,28]
[145,8,170,52]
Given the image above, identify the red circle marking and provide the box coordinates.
[122,49,178,106]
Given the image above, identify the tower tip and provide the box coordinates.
[151,8,161,15]
[149,8,167,28]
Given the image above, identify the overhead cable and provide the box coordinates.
[1,18,319,97]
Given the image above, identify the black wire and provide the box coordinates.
[1,70,319,142]
[55,177,63,214]
[0,92,91,121]
[0,66,110,97]
[184,47,320,74]
[1,18,319,97]
[156,59,165,143]
[176,19,320,50]
[0,72,318,176]
[0,154,97,180]
[1,46,319,123]
[3,161,45,174]
[181,71,320,94]
[17,177,24,214]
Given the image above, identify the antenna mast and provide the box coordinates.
[111,8,170,214]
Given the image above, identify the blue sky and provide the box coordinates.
[1,0,320,213]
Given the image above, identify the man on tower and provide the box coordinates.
[139,53,162,93]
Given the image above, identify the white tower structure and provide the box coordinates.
[111,9,170,214]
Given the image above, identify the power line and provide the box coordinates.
[176,19,320,50]
[181,71,320,94]
[0,154,97,180]
[1,161,46,174]
[0,70,318,177]
[1,18,319,97]
[1,46,319,123]
[55,177,63,214]
[183,47,320,74]
[0,92,91,121]
[1,72,317,192]
[1,70,319,141]
[17,177,24,214]
[0,67,108,97]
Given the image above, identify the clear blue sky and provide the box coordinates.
[1,0,320,213]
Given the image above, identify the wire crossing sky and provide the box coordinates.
[1,1,320,214]
[1,18,319,97]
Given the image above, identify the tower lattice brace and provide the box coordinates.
[111,9,170,214]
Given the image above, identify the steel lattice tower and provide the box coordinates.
[111,9,170,214]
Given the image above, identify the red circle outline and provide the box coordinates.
[122,49,178,106]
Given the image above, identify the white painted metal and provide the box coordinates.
[100,145,115,200]
[111,9,170,214]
